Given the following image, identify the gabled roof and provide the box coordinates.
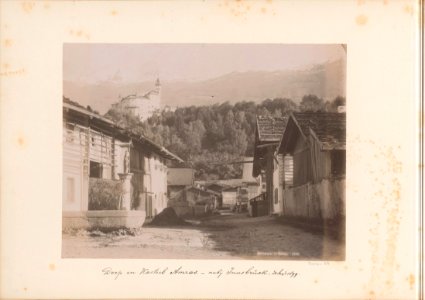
[256,116,287,143]
[167,168,194,186]
[278,112,346,153]
[252,116,287,177]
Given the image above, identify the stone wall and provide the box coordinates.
[63,210,146,230]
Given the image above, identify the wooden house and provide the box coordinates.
[168,185,219,217]
[277,112,346,221]
[200,182,228,208]
[252,116,292,215]
[195,169,260,211]
[221,186,239,208]
[63,99,183,229]
[186,186,220,216]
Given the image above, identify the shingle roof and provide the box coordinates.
[292,112,346,150]
[252,116,287,177]
[256,116,287,143]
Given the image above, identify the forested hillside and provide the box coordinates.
[105,95,345,180]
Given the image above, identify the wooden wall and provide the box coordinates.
[63,123,86,212]
[63,122,119,212]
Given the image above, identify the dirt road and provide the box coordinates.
[62,213,344,260]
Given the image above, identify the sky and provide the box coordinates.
[63,44,346,83]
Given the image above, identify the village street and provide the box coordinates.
[62,212,344,260]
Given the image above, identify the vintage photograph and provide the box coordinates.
[62,43,346,260]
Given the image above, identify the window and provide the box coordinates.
[66,177,75,203]
[65,123,75,143]
[90,161,103,178]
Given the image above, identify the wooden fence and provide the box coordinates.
[283,178,345,221]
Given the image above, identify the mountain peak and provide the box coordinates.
[64,59,345,114]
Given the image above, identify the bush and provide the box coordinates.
[89,178,123,210]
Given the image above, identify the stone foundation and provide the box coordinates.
[63,210,146,230]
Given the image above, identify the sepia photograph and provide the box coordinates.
[62,43,346,260]
[1,0,421,299]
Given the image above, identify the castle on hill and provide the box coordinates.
[112,78,161,121]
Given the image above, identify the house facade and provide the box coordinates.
[277,112,346,222]
[186,186,219,216]
[63,99,182,229]
[168,185,219,217]
[252,116,290,215]
[222,187,239,208]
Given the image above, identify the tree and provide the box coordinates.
[300,94,326,112]
[102,95,344,180]
[328,96,346,112]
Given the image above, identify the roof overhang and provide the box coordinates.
[277,114,306,155]
[63,102,183,163]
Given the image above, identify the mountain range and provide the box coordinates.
[63,59,346,114]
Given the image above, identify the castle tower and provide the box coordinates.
[149,77,161,113]
[114,78,161,121]
[154,78,161,96]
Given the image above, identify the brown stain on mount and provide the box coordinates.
[364,141,404,296]
[356,14,368,26]
[381,147,403,290]
[218,0,275,18]
[69,29,91,40]
[408,274,415,289]
[3,39,13,48]
[403,4,414,16]
[110,10,118,16]
[21,2,35,13]
[49,263,55,271]
[17,135,26,148]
